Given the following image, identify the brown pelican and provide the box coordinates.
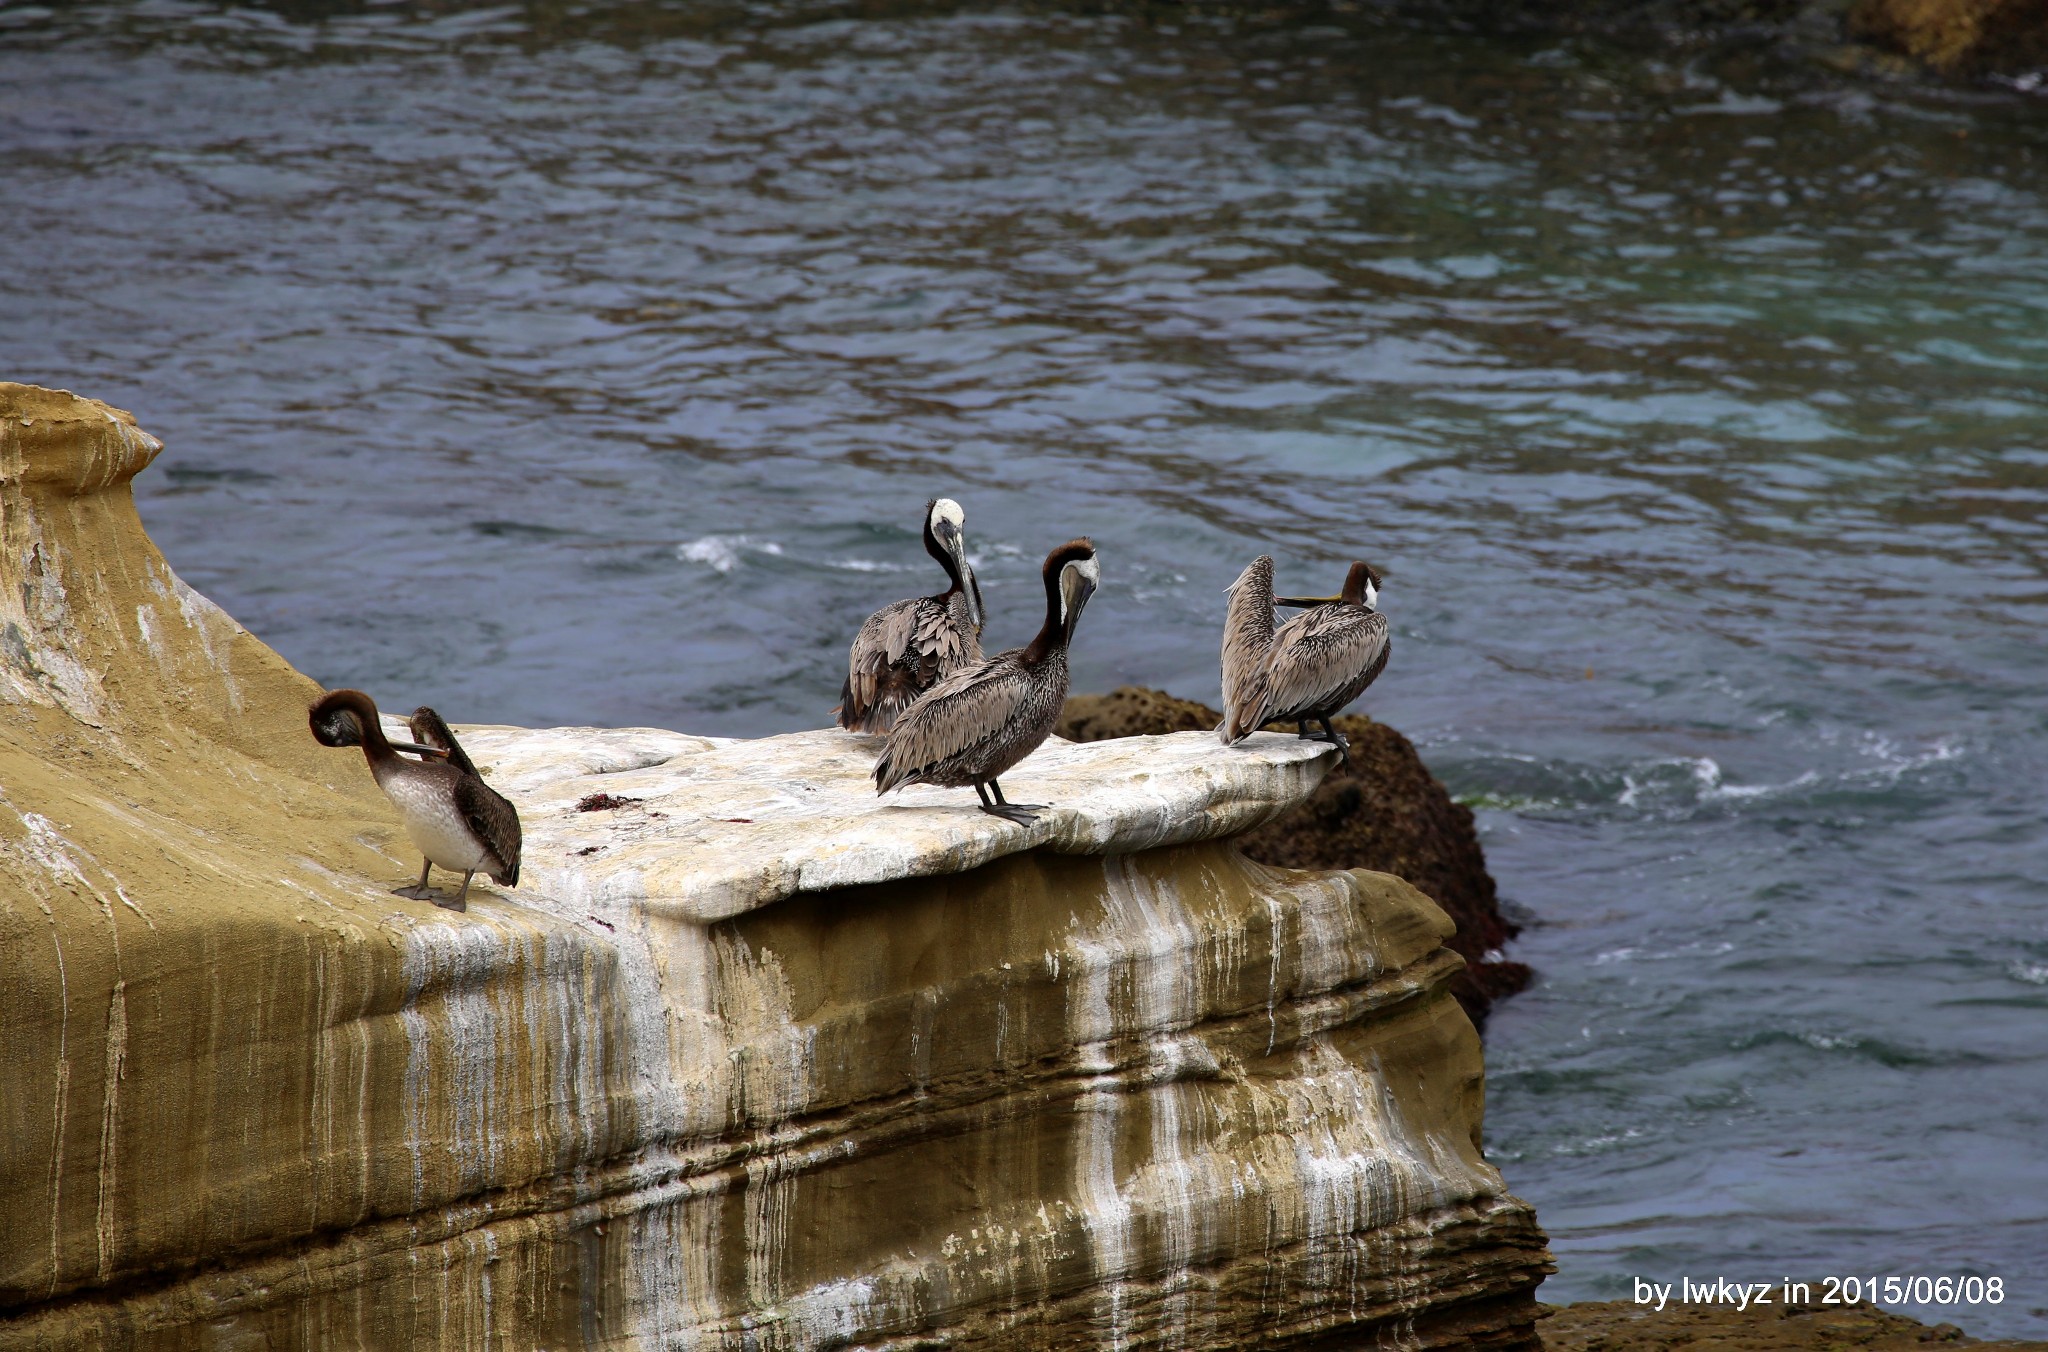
[1219,558,1389,760]
[309,689,522,911]
[835,497,987,734]
[873,539,1099,824]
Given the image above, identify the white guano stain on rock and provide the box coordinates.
[1,530,106,723]
[168,573,244,710]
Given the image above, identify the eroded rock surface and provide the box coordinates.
[1059,686,1530,1022]
[1,385,1550,1349]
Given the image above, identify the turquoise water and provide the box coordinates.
[5,0,2047,1333]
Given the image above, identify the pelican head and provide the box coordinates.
[309,688,449,759]
[1276,561,1382,611]
[924,497,984,632]
[1049,539,1100,639]
[1348,561,1381,610]
[310,690,370,748]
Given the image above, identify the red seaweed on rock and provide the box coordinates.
[1056,685,1531,1025]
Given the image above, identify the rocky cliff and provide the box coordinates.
[1059,687,1529,1022]
[0,384,1550,1349]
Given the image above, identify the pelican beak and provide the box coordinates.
[1273,594,1340,608]
[1064,572,1098,639]
[963,563,986,633]
[393,742,452,760]
[941,526,984,632]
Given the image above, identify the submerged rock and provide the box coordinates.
[0,384,1551,1349]
[1059,687,1532,1022]
[1848,0,2048,74]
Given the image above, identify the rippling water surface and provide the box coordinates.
[6,0,2047,1332]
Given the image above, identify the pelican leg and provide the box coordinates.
[1317,716,1351,765]
[438,871,472,913]
[394,859,437,901]
[978,779,1044,825]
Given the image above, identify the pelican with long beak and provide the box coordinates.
[309,689,523,910]
[836,497,987,734]
[1219,558,1389,760]
[874,539,1099,824]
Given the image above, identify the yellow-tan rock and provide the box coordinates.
[0,383,1550,1348]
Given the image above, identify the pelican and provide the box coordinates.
[835,497,987,734]
[1219,558,1389,760]
[309,689,522,911]
[873,539,1100,824]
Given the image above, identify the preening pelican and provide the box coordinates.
[836,497,987,733]
[1219,558,1389,760]
[309,689,522,910]
[873,539,1100,824]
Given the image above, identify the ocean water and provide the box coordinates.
[5,0,2047,1334]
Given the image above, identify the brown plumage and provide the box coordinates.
[874,539,1100,824]
[408,705,481,778]
[1218,555,1276,738]
[836,497,986,733]
[408,705,521,893]
[309,689,521,910]
[1219,560,1389,760]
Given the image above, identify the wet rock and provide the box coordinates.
[0,384,1552,1349]
[1058,687,1531,1023]
[1542,1299,2048,1350]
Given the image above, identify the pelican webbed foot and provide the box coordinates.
[1296,718,1351,765]
[394,860,437,901]
[439,871,474,912]
[976,781,1047,824]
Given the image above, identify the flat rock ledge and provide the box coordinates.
[432,719,1340,922]
[1,384,1551,1351]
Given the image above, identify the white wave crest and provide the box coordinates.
[676,535,784,574]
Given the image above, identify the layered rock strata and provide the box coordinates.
[1059,687,1530,1022]
[0,384,1550,1349]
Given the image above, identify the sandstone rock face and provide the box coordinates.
[0,385,1550,1349]
[1059,687,1530,1022]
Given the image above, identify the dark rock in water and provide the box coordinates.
[1848,0,2048,74]
[1056,685,1223,742]
[1058,686,1532,1024]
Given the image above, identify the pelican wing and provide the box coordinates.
[844,600,918,711]
[915,592,982,669]
[454,775,523,887]
[874,654,1030,793]
[1219,556,1275,743]
[839,595,984,732]
[409,706,481,779]
[1247,606,1390,730]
